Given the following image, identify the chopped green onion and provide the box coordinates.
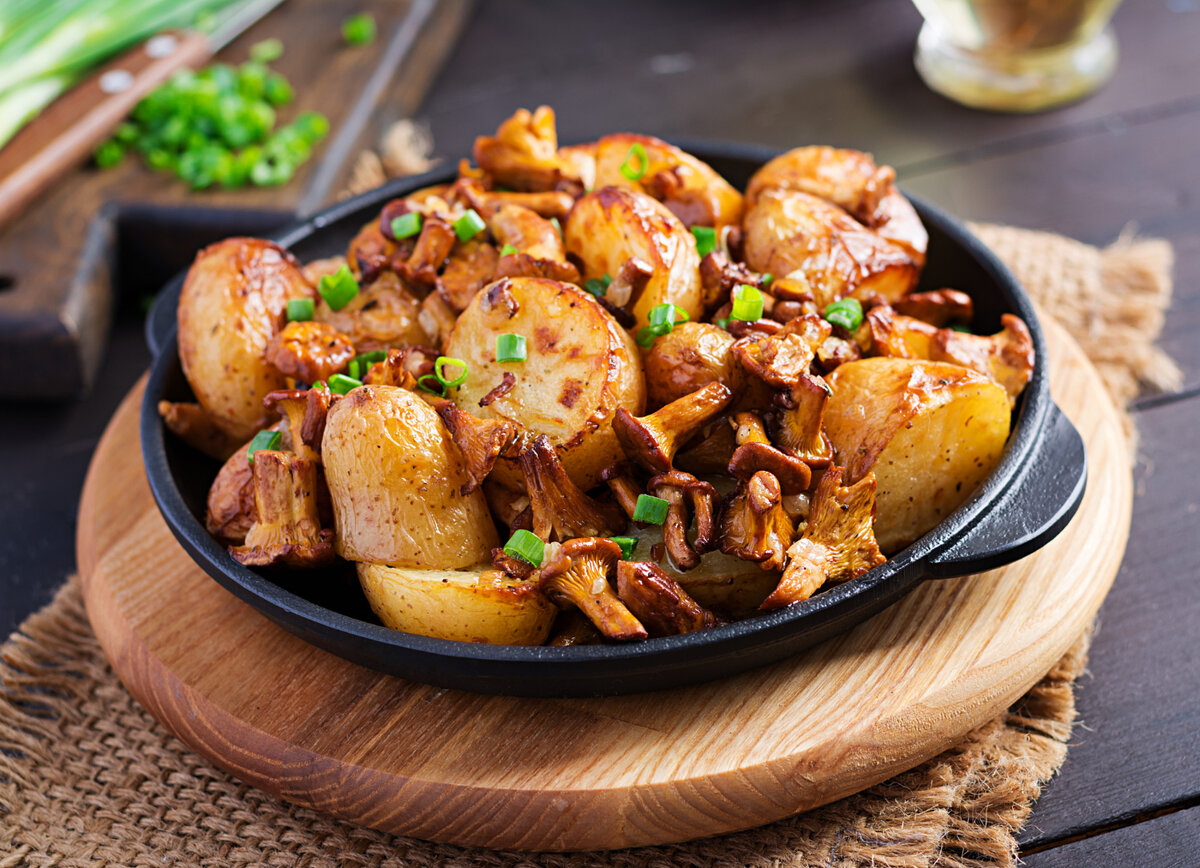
[250,38,284,63]
[318,265,359,311]
[761,273,773,286]
[691,225,716,257]
[287,298,314,321]
[312,380,326,391]
[93,140,124,169]
[390,211,422,239]
[263,72,294,106]
[951,324,973,333]
[434,356,469,389]
[417,374,444,395]
[714,317,731,330]
[619,142,648,181]
[610,536,638,559]
[648,303,689,330]
[453,208,486,242]
[633,494,670,525]
[348,359,361,380]
[496,334,527,362]
[583,274,612,297]
[503,529,545,567]
[500,243,519,256]
[550,217,562,237]
[246,429,281,463]
[636,324,670,348]
[730,284,764,321]
[356,350,388,368]
[114,122,139,144]
[328,373,362,395]
[823,297,864,332]
[342,13,377,45]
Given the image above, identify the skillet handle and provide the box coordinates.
[927,401,1087,579]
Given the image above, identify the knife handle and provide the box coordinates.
[0,29,212,230]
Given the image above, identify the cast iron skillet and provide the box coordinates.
[141,142,1087,697]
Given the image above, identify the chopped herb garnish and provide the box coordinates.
[503,529,545,566]
[633,494,670,525]
[246,429,281,463]
[318,264,359,311]
[823,297,864,332]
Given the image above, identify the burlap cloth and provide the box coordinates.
[0,226,1177,867]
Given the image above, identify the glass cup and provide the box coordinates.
[911,0,1123,112]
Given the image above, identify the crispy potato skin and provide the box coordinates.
[642,322,742,409]
[565,187,703,330]
[322,385,499,568]
[178,238,313,442]
[358,562,555,644]
[589,133,744,229]
[824,358,1011,553]
[445,277,646,490]
[743,189,919,308]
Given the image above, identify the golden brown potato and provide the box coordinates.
[823,358,1011,553]
[205,435,258,544]
[444,276,646,490]
[565,187,703,330]
[358,562,556,645]
[322,385,499,568]
[641,322,742,409]
[178,238,313,442]
[745,145,927,263]
[589,133,744,229]
[742,189,920,308]
[315,271,429,353]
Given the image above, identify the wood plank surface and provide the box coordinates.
[1022,805,1200,867]
[75,319,1129,851]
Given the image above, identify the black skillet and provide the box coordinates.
[141,142,1087,697]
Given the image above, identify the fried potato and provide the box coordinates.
[444,276,646,490]
[589,133,743,229]
[322,384,499,568]
[641,321,743,409]
[565,187,704,329]
[177,238,313,442]
[823,358,1011,553]
[742,189,920,308]
[358,562,556,645]
[315,271,429,353]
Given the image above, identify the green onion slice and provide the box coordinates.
[500,243,519,256]
[434,356,469,388]
[714,317,731,330]
[550,217,562,237]
[417,374,444,395]
[633,494,670,525]
[730,284,764,322]
[328,373,362,395]
[761,273,773,286]
[583,274,612,297]
[648,303,689,329]
[318,264,359,311]
[823,297,864,332]
[354,350,388,373]
[453,209,486,242]
[496,334,527,362]
[342,13,377,45]
[636,324,670,348]
[390,211,422,240]
[250,38,284,63]
[691,225,716,257]
[246,429,281,463]
[610,536,638,559]
[503,529,545,567]
[287,297,314,321]
[619,142,648,181]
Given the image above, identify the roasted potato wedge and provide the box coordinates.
[565,187,704,330]
[589,133,744,229]
[641,321,743,409]
[358,562,555,645]
[178,238,313,442]
[742,189,919,308]
[444,276,646,490]
[823,358,1011,553]
[322,384,499,568]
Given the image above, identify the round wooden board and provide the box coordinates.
[77,317,1129,852]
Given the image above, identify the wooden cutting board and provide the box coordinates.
[76,316,1129,852]
[0,0,470,399]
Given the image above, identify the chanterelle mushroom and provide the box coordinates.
[726,411,812,494]
[616,560,718,637]
[647,470,718,571]
[931,314,1034,407]
[719,470,794,572]
[429,396,530,493]
[761,465,886,609]
[519,436,627,540]
[613,381,732,473]
[230,450,335,568]
[264,321,356,385]
[535,538,647,640]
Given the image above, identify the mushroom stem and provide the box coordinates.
[536,538,647,641]
[613,381,732,473]
[429,397,530,493]
[519,435,627,540]
[648,470,719,570]
[601,465,644,519]
[399,215,456,290]
[616,560,718,637]
[230,450,335,568]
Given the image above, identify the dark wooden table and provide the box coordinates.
[3,0,1198,862]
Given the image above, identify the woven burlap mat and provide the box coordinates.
[0,225,1177,867]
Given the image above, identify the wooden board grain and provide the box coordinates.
[75,317,1129,851]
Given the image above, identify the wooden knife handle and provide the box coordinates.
[0,29,212,230]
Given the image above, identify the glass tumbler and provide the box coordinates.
[911,0,1123,112]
